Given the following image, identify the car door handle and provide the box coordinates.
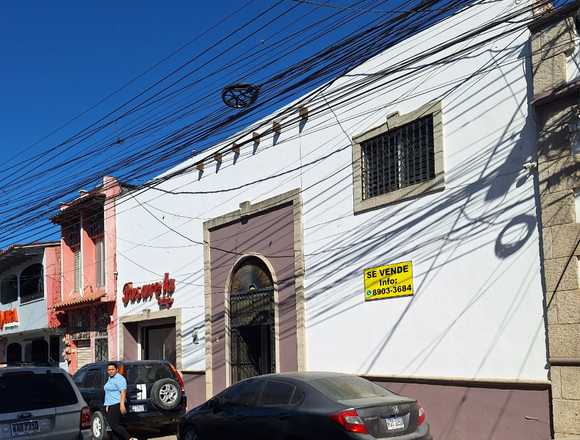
[278,413,290,420]
[234,415,246,421]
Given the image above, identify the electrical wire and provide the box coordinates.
[0,0,544,251]
[0,0,559,248]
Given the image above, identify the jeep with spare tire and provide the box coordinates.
[72,360,187,440]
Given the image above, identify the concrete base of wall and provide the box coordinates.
[183,371,206,410]
[374,378,551,440]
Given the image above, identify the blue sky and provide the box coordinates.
[1,1,257,155]
[1,1,384,161]
[0,0,475,245]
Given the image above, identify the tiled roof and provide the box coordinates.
[52,291,111,310]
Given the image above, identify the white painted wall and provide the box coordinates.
[116,0,548,381]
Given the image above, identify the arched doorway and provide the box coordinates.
[229,256,275,384]
[6,342,22,365]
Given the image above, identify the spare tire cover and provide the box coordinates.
[151,378,182,410]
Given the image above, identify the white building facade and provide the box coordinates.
[115,2,554,438]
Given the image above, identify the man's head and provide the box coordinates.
[107,362,118,378]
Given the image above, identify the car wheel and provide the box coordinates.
[91,411,107,440]
[151,378,182,410]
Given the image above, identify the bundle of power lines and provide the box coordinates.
[0,0,568,248]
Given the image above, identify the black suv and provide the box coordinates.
[73,360,187,440]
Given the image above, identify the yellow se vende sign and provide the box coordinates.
[364,261,413,301]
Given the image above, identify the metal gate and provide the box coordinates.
[230,288,275,384]
[94,338,108,362]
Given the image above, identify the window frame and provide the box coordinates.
[352,100,445,214]
[0,372,78,413]
[73,246,82,293]
[215,379,263,408]
[64,220,81,247]
[258,379,299,408]
[86,211,104,238]
[83,368,103,389]
[73,368,87,387]
[125,363,173,385]
[95,236,105,288]
[19,263,44,304]
[0,275,18,305]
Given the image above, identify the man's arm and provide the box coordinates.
[119,376,128,415]
[120,388,127,415]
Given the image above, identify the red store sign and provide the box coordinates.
[0,309,19,330]
[123,273,176,309]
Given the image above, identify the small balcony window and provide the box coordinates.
[20,264,44,303]
[0,275,18,305]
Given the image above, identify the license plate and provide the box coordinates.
[12,420,39,436]
[385,416,405,431]
[131,405,146,413]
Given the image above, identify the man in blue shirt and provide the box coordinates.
[104,362,135,440]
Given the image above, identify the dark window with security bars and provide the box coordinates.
[95,305,110,335]
[86,211,104,238]
[361,115,435,200]
[94,338,108,362]
[0,275,18,304]
[20,264,44,303]
[64,220,81,247]
[69,309,90,332]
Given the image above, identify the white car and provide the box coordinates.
[0,366,92,440]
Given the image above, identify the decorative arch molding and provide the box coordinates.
[225,253,279,294]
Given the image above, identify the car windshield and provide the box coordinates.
[0,371,78,414]
[126,364,172,384]
[310,376,393,401]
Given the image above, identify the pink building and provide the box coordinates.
[50,176,125,372]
